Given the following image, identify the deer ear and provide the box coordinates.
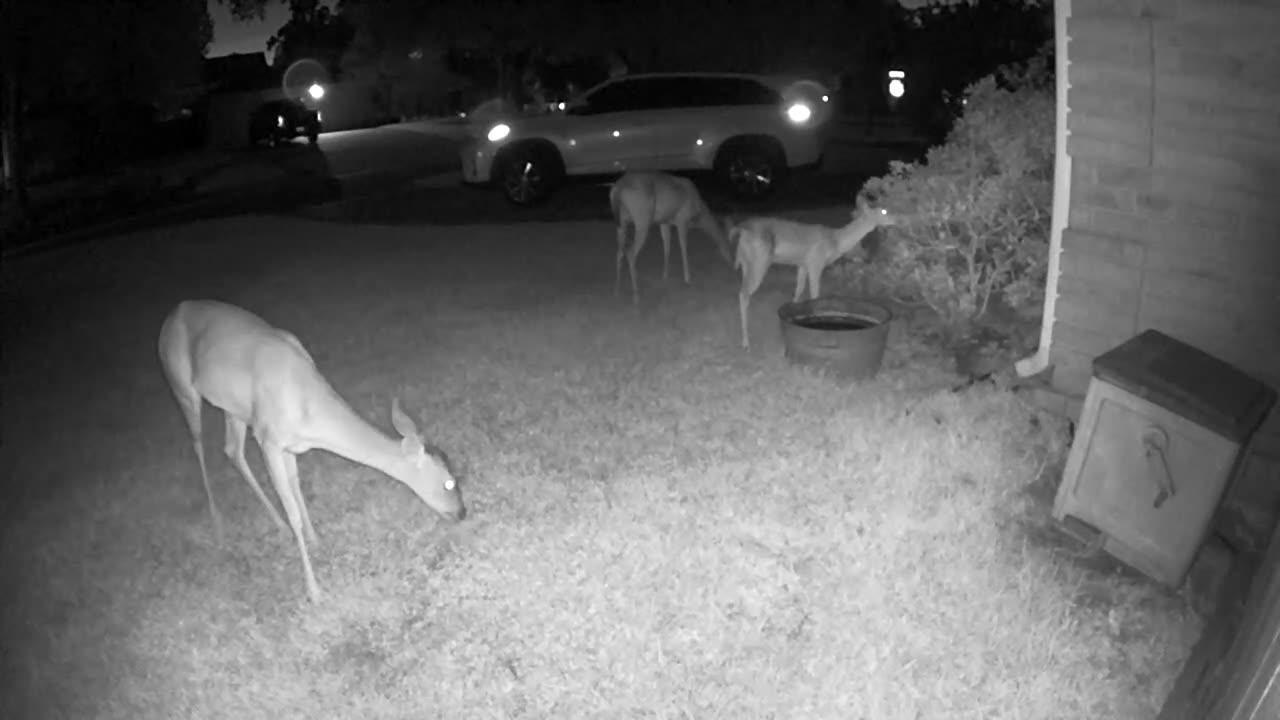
[390,396,422,441]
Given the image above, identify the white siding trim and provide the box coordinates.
[1016,0,1073,378]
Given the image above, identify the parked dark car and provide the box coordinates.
[248,99,321,148]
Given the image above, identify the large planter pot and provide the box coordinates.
[777,297,892,381]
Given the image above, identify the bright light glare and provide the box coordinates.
[821,94,829,103]
[276,115,285,127]
[786,103,812,123]
[487,123,511,142]
[888,79,905,98]
[308,83,325,100]
[557,102,566,111]
[888,69,905,79]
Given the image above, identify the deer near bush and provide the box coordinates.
[731,196,897,349]
[157,299,466,602]
[610,170,733,304]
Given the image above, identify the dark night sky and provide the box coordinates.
[207,0,294,59]
[206,0,943,59]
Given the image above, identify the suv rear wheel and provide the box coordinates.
[716,139,785,201]
[497,143,564,206]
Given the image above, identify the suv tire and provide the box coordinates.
[716,139,786,201]
[497,143,564,206]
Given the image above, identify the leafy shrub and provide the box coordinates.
[850,42,1055,341]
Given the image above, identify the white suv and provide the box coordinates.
[459,72,831,205]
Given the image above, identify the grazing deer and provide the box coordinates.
[732,196,897,349]
[157,299,465,602]
[610,170,733,305]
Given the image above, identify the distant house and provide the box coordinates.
[1019,1,1280,718]
[201,52,280,149]
[203,52,275,94]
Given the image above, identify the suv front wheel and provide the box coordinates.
[716,140,785,201]
[497,144,563,206]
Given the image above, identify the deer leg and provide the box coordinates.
[658,224,673,281]
[223,414,287,532]
[808,262,823,300]
[793,267,807,302]
[628,217,650,305]
[615,220,629,298]
[676,223,691,285]
[739,240,772,350]
[283,452,317,546]
[171,389,223,543]
[263,445,322,602]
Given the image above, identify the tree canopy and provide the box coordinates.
[268,0,355,73]
[2,0,213,107]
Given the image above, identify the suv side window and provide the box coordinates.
[717,78,782,107]
[652,77,782,108]
[580,76,782,113]
[581,80,638,114]
[626,78,686,111]
[650,77,711,110]
[596,77,693,112]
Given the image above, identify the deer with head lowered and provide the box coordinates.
[732,195,897,349]
[157,299,466,602]
[610,170,733,304]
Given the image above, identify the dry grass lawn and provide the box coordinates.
[1,214,1201,719]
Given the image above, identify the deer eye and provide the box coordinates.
[444,478,456,491]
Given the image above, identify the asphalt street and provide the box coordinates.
[3,117,925,258]
[280,118,918,226]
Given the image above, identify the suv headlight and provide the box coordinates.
[486,123,511,142]
[785,103,812,124]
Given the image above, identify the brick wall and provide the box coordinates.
[1052,0,1280,414]
[1052,0,1280,544]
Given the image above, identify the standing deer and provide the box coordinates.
[610,170,733,304]
[732,196,897,349]
[157,299,465,602]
